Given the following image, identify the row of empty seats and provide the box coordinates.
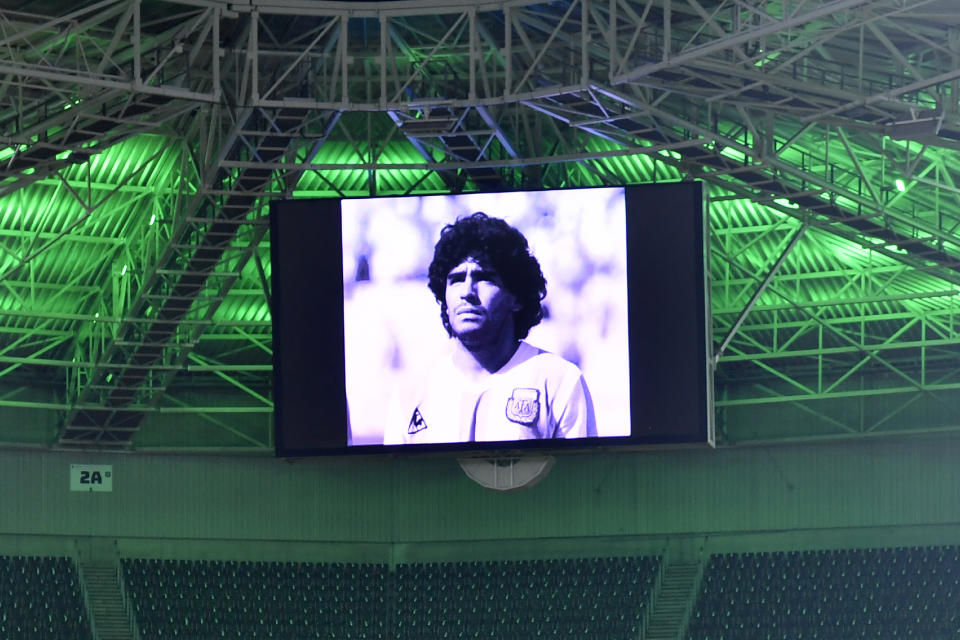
[124,559,390,639]
[122,556,660,639]
[0,556,91,640]
[393,557,659,640]
[8,547,960,639]
[688,546,960,640]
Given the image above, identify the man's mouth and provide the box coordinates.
[456,307,483,316]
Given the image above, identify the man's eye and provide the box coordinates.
[448,273,465,284]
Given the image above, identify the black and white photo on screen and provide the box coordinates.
[340,188,631,446]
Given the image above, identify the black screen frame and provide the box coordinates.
[270,182,713,457]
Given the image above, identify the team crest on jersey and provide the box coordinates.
[408,408,428,434]
[505,388,540,426]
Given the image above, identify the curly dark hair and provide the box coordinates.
[428,212,547,340]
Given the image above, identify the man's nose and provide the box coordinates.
[462,276,479,298]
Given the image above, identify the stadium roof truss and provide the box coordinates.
[0,0,958,451]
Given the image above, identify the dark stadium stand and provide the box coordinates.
[393,557,659,639]
[121,556,659,639]
[19,548,960,639]
[0,555,92,640]
[123,559,390,639]
[687,547,960,640]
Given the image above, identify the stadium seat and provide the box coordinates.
[688,546,960,640]
[0,555,92,640]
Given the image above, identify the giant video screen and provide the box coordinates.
[271,183,712,456]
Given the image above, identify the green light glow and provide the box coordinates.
[774,198,798,209]
[720,146,747,163]
[895,179,906,192]
[754,51,781,67]
[834,194,858,210]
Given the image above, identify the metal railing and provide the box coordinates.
[640,553,667,640]
[75,561,100,640]
[116,560,143,640]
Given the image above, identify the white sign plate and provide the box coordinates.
[70,464,113,492]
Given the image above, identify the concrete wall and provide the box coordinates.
[1,434,958,558]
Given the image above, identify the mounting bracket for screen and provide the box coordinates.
[458,456,555,491]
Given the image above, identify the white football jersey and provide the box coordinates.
[384,340,596,445]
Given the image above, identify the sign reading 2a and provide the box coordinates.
[69,464,113,492]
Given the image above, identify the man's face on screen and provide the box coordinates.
[445,258,517,347]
